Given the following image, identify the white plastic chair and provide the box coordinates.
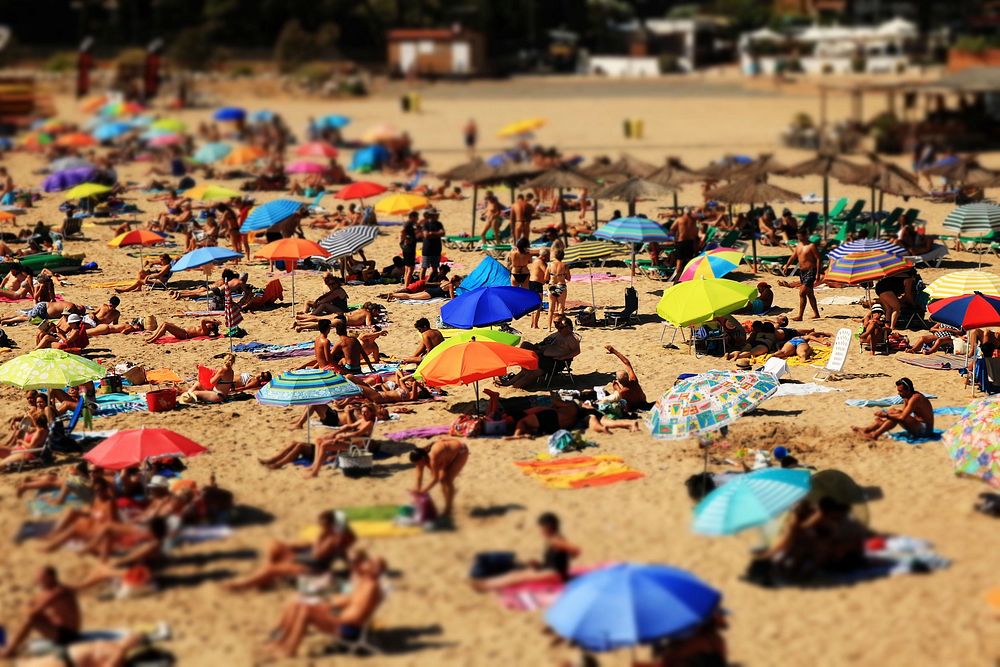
[814,327,852,382]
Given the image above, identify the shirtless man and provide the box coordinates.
[480,191,503,244]
[528,249,549,329]
[329,319,376,374]
[670,208,699,283]
[783,230,821,321]
[0,566,81,659]
[88,294,139,336]
[604,345,647,411]
[0,266,33,299]
[507,236,533,288]
[409,437,470,517]
[301,319,335,370]
[144,318,220,343]
[511,194,529,241]
[0,300,82,327]
[852,377,934,441]
[401,317,444,363]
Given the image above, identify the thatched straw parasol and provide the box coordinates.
[646,157,703,211]
[698,156,750,182]
[584,153,657,180]
[594,177,675,216]
[523,167,600,238]
[839,155,925,233]
[439,158,498,235]
[706,177,803,271]
[782,153,865,238]
[924,155,999,188]
[733,153,789,180]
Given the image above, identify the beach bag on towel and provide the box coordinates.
[410,491,438,524]
[337,445,373,477]
[450,414,483,437]
[470,551,517,579]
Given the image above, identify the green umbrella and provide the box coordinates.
[655,277,757,327]
[0,349,106,389]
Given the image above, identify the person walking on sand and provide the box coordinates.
[464,119,477,156]
[852,377,934,441]
[547,249,570,330]
[783,229,821,321]
[528,249,549,329]
[410,437,470,518]
[669,208,698,283]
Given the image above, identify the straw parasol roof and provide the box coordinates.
[523,167,599,190]
[646,157,703,188]
[840,157,925,197]
[733,153,789,179]
[438,157,497,182]
[782,153,865,182]
[698,156,750,181]
[584,153,657,179]
[966,168,1000,189]
[924,156,1000,187]
[706,177,802,204]
[473,160,543,186]
[594,177,676,201]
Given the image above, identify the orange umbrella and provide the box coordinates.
[0,211,16,222]
[221,145,266,166]
[418,339,538,415]
[108,230,166,248]
[255,238,330,316]
[55,132,97,148]
[80,95,108,113]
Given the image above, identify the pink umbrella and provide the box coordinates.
[149,133,183,147]
[286,160,327,175]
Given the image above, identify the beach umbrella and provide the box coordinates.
[171,246,243,272]
[240,199,304,233]
[80,95,108,113]
[193,142,232,164]
[439,158,497,235]
[562,240,629,265]
[335,181,387,203]
[55,132,97,148]
[257,368,362,445]
[655,278,756,328]
[413,329,521,381]
[360,123,400,143]
[0,211,16,223]
[498,118,546,138]
[680,248,744,281]
[100,101,145,117]
[0,349,106,389]
[220,145,266,166]
[286,160,326,175]
[693,467,812,535]
[524,167,600,240]
[782,153,866,238]
[296,141,338,158]
[706,177,802,270]
[213,106,245,122]
[315,114,351,129]
[698,156,752,182]
[85,428,207,470]
[595,215,671,284]
[924,155,993,185]
[151,118,186,133]
[840,157,924,226]
[441,286,542,329]
[824,250,910,286]
[148,133,183,147]
[942,395,1000,488]
[43,167,97,193]
[646,157,703,211]
[92,121,133,142]
[943,203,1000,236]
[20,132,53,151]
[732,153,789,180]
[108,230,164,249]
[926,270,1000,300]
[317,225,379,260]
[474,160,544,210]
[594,177,675,217]
[648,370,778,440]
[929,292,1000,330]
[183,184,242,202]
[545,563,722,652]
[827,238,907,261]
[585,153,658,180]
[418,338,538,415]
[64,183,111,200]
[256,238,330,316]
[374,192,428,215]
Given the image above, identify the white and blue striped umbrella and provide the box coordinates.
[171,246,243,272]
[693,468,811,536]
[595,216,671,244]
[240,199,305,233]
[317,225,379,261]
[828,238,907,261]
[943,203,1000,236]
[256,368,361,407]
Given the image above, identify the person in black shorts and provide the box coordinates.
[400,211,418,286]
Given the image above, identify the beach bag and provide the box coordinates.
[101,374,124,395]
[575,309,597,328]
[470,551,517,579]
[337,445,373,477]
[450,414,483,437]
[547,429,593,455]
[206,288,225,311]
[410,491,438,523]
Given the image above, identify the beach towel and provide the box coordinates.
[753,346,832,368]
[497,564,611,611]
[94,393,147,416]
[15,520,55,543]
[394,297,446,305]
[180,310,225,317]
[514,455,644,489]
[152,335,220,345]
[0,295,33,303]
[845,394,938,407]
[176,525,234,544]
[145,368,182,384]
[773,383,838,397]
[896,353,966,371]
[384,425,451,441]
[933,406,966,416]
[819,296,861,306]
[86,280,136,288]
[887,429,944,444]
[570,273,629,283]
[300,512,424,541]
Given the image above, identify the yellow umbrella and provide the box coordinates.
[926,270,1000,299]
[151,118,186,133]
[413,329,522,381]
[64,183,111,200]
[374,193,429,216]
[184,184,242,201]
[656,278,757,327]
[498,118,546,138]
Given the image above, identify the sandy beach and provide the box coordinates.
[0,76,998,667]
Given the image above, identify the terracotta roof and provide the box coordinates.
[387,28,468,41]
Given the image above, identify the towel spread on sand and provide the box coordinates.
[384,425,451,441]
[94,393,147,416]
[180,310,225,317]
[86,280,136,288]
[515,455,644,489]
[887,429,944,444]
[753,346,832,368]
[773,383,838,397]
[152,335,220,345]
[300,507,425,540]
[145,368,183,384]
[896,353,966,370]
[497,564,611,611]
[846,395,938,407]
[394,297,446,305]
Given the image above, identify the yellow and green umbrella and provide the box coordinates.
[184,183,242,202]
[374,193,429,216]
[64,183,111,200]
[656,278,756,327]
[151,118,186,133]
[926,270,1000,300]
[498,118,546,138]
[414,329,521,381]
[0,349,106,389]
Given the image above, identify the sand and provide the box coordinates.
[0,76,998,667]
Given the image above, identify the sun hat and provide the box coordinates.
[66,314,82,324]
[735,358,752,370]
[148,475,170,489]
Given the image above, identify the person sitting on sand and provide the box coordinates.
[386,273,461,301]
[329,319,376,374]
[858,305,888,355]
[0,266,34,300]
[853,377,934,441]
[263,554,386,659]
[302,273,349,316]
[116,254,173,293]
[738,282,774,316]
[603,345,648,412]
[179,353,236,404]
[905,322,964,355]
[0,414,49,469]
[224,510,356,592]
[0,566,81,659]
[168,269,240,300]
[508,317,581,389]
[260,404,377,475]
[644,610,728,667]
[144,318,220,343]
[410,437,470,518]
[472,513,580,592]
[401,317,444,363]
[347,372,432,404]
[4,392,55,450]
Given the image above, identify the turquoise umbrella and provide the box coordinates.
[256,368,362,445]
[193,142,232,164]
[692,468,811,535]
[594,216,671,285]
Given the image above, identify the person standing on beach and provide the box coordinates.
[480,192,502,245]
[511,194,528,241]
[464,119,477,156]
[410,437,470,518]
[528,249,548,330]
[783,229,821,321]
[669,208,698,283]
[420,209,445,281]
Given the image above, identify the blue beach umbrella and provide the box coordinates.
[171,246,243,273]
[251,110,275,123]
[256,369,362,445]
[92,122,133,142]
[441,286,541,329]
[42,167,97,193]
[692,467,811,536]
[315,114,350,129]
[594,216,671,244]
[827,238,907,261]
[240,199,305,233]
[193,142,232,164]
[545,563,722,651]
[213,106,246,122]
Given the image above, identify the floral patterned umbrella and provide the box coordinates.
[0,349,106,389]
[943,395,1000,487]
[648,370,778,440]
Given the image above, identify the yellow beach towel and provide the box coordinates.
[86,280,136,288]
[300,521,423,542]
[753,345,832,368]
[515,455,645,489]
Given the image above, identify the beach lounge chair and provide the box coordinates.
[876,207,904,238]
[242,279,284,311]
[833,199,865,225]
[904,244,949,269]
[814,327,852,381]
[604,287,639,328]
[898,291,931,330]
[545,358,577,388]
[799,197,846,223]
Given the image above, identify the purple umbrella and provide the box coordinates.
[43,167,98,192]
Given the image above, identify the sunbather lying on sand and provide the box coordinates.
[144,318,220,343]
[471,513,580,592]
[293,303,381,332]
[345,372,432,404]
[293,400,388,430]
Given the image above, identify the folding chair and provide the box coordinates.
[898,291,931,330]
[604,287,638,328]
[545,358,576,388]
[814,327,852,381]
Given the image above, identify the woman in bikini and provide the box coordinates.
[508,397,582,438]
[144,318,220,344]
[293,400,388,431]
[42,477,118,553]
[346,372,432,405]
[507,237,533,288]
[472,512,580,591]
[181,353,236,404]
[0,414,48,469]
[546,248,570,330]
[410,437,470,517]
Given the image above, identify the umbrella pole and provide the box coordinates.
[291,270,296,320]
[470,185,478,237]
[474,380,480,417]
[673,191,679,214]
[870,186,876,221]
[628,198,636,217]
[630,245,636,286]
[822,173,829,241]
[589,262,596,309]
[559,188,567,243]
[593,197,599,228]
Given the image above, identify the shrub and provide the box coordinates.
[168,27,216,71]
[274,20,313,73]
[43,51,76,73]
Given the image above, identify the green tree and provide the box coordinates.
[274,19,314,73]
[167,26,216,70]
[711,0,772,32]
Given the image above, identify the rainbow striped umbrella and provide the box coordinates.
[827,239,906,261]
[680,248,744,281]
[926,270,1000,300]
[256,369,362,444]
[824,250,910,285]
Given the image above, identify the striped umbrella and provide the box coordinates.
[648,370,778,440]
[240,199,304,233]
[224,283,243,352]
[926,270,1000,300]
[680,248,744,281]
[929,292,1000,330]
[824,250,910,285]
[256,369,362,444]
[693,468,812,535]
[943,203,1000,236]
[317,225,379,261]
[561,240,629,265]
[595,216,671,285]
[828,238,907,261]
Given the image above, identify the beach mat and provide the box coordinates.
[300,512,424,540]
[94,393,147,416]
[887,429,944,444]
[754,345,832,368]
[846,394,938,408]
[86,280,136,288]
[896,353,966,370]
[15,520,55,544]
[394,297,446,305]
[152,335,220,345]
[145,368,183,384]
[384,425,451,441]
[497,563,611,611]
[514,455,644,489]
